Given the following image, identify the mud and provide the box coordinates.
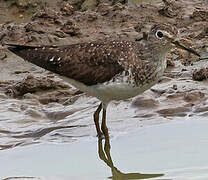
[193,67,208,81]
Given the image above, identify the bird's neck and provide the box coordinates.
[146,42,170,80]
[152,47,169,79]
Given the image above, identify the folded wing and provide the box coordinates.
[7,42,125,86]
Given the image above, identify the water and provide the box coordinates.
[1,119,208,180]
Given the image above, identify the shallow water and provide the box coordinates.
[1,119,208,180]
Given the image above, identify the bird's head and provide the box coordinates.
[147,23,200,57]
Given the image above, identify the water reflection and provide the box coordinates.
[98,134,164,180]
[0,125,87,150]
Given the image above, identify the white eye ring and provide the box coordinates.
[156,30,164,39]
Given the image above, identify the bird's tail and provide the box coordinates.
[6,43,60,73]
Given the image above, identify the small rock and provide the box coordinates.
[172,84,177,90]
[193,67,208,81]
[81,0,98,11]
[184,91,205,102]
[31,8,60,23]
[167,58,175,67]
[61,20,81,36]
[97,3,111,16]
[24,22,45,34]
[61,3,74,16]
[158,0,181,18]
[68,0,85,10]
[85,11,98,21]
[5,75,70,97]
[157,106,190,117]
[190,10,208,21]
[132,97,158,109]
[19,14,24,18]
[112,2,125,11]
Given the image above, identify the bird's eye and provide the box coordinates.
[156,31,163,39]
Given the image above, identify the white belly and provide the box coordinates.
[57,75,158,105]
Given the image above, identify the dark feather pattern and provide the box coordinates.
[7,42,126,86]
[6,38,163,87]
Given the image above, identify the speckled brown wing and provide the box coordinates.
[7,42,125,86]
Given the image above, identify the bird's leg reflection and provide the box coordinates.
[98,134,113,168]
[101,108,109,138]
[98,133,165,180]
[94,103,109,139]
[94,103,103,138]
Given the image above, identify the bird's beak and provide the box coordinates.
[172,40,201,57]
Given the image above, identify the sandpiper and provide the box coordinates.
[6,23,200,138]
